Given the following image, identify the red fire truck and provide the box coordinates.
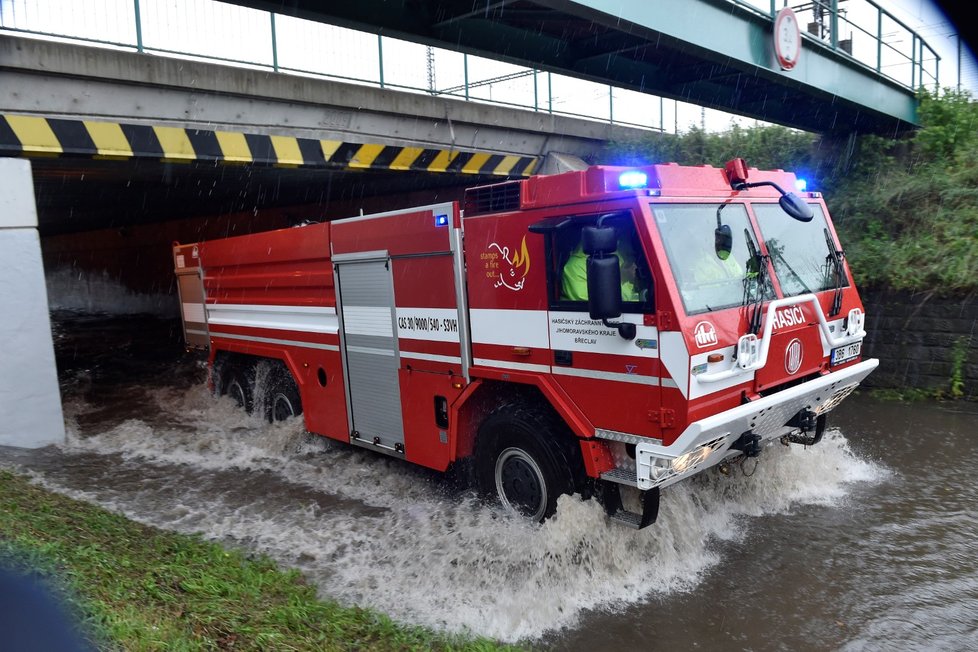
[173,159,877,529]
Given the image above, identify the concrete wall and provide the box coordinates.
[0,158,65,448]
[862,289,978,399]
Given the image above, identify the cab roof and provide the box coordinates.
[464,162,804,216]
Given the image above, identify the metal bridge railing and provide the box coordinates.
[731,0,940,91]
[0,0,669,133]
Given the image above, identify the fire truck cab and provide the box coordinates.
[173,159,877,529]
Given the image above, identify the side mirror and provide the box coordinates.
[583,225,617,255]
[586,254,637,340]
[587,254,622,320]
[714,224,733,260]
[779,193,814,222]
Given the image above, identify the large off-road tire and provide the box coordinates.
[474,404,580,522]
[265,365,303,423]
[225,370,254,414]
[213,357,255,413]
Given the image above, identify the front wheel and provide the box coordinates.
[475,405,579,522]
[493,445,553,521]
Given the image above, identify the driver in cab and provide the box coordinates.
[560,228,645,302]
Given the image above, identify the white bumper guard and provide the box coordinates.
[615,358,878,491]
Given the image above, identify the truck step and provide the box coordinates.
[600,466,638,486]
[609,509,644,529]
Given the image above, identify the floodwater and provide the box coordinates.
[1,312,976,650]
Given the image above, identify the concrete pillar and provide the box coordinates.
[0,158,65,448]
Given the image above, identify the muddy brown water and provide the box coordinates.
[1,313,975,649]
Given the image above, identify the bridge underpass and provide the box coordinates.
[2,35,638,233]
[1,32,645,302]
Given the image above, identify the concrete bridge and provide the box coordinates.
[0,35,637,234]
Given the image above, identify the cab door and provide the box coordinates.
[535,209,662,438]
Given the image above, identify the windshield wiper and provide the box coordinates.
[823,228,846,317]
[742,230,770,335]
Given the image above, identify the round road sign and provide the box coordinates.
[774,7,801,71]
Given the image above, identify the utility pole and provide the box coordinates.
[426,46,436,94]
[948,32,963,92]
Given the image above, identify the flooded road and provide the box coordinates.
[2,313,976,648]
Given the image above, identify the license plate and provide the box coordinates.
[831,342,861,366]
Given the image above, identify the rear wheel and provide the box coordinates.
[475,405,579,522]
[265,366,303,423]
[220,366,254,413]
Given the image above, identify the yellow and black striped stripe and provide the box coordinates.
[0,114,539,177]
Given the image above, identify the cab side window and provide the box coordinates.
[536,212,653,313]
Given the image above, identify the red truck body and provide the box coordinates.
[173,160,877,528]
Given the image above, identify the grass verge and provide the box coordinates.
[0,470,519,651]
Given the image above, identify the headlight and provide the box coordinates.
[846,308,865,337]
[671,445,713,474]
[737,333,760,369]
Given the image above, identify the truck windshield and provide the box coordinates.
[652,203,772,315]
[753,203,848,297]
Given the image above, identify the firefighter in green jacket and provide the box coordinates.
[691,246,743,284]
[561,238,642,302]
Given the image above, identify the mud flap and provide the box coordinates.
[600,482,660,530]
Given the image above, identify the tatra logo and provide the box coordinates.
[785,338,803,375]
[773,305,806,330]
[694,321,718,348]
[482,236,531,291]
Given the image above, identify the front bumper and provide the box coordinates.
[623,359,879,490]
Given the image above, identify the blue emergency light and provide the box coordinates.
[618,171,648,189]
[795,178,808,192]
[434,214,449,227]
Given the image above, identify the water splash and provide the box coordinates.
[46,267,176,316]
[35,385,885,642]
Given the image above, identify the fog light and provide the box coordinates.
[649,462,673,481]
